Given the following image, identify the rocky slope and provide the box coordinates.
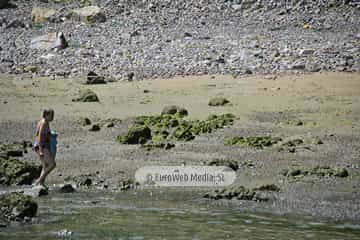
[0,0,359,80]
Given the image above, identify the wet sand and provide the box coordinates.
[0,72,360,221]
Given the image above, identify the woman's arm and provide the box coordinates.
[38,121,45,156]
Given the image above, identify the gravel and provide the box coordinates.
[0,0,359,80]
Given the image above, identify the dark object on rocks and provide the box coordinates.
[208,97,230,106]
[86,71,106,84]
[78,117,91,126]
[207,159,239,171]
[117,125,151,144]
[127,72,134,81]
[59,184,75,193]
[89,124,100,132]
[0,157,41,186]
[72,89,99,102]
[0,192,37,225]
[30,32,68,51]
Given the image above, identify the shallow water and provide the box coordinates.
[1,190,360,240]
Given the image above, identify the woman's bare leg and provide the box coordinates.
[36,149,56,187]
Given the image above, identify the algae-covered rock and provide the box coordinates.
[254,184,280,192]
[204,185,268,202]
[225,136,282,148]
[281,166,349,178]
[119,179,138,191]
[0,142,25,158]
[119,113,235,144]
[72,89,99,102]
[141,141,175,151]
[207,159,239,171]
[208,97,230,106]
[276,138,304,153]
[0,192,38,224]
[117,125,151,144]
[0,158,41,186]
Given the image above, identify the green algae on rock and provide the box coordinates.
[118,112,235,144]
[204,185,268,202]
[0,192,38,225]
[0,158,41,186]
[117,125,152,144]
[224,136,282,148]
[281,166,349,178]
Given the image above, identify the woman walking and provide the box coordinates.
[33,109,56,188]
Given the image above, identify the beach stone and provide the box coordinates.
[30,32,68,51]
[299,49,315,57]
[78,117,91,126]
[72,89,99,102]
[161,105,179,115]
[71,6,106,23]
[89,124,100,132]
[31,7,56,23]
[208,97,230,106]
[161,106,188,116]
[86,71,106,84]
[59,184,75,193]
[0,192,37,223]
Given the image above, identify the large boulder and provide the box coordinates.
[71,6,106,23]
[30,32,68,51]
[0,158,42,186]
[0,192,38,224]
[117,125,151,144]
[31,7,56,23]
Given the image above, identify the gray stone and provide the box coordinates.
[71,6,106,23]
